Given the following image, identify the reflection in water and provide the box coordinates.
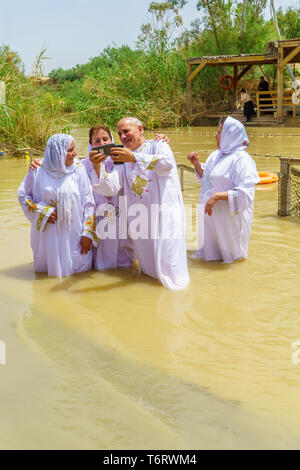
[0,127,300,449]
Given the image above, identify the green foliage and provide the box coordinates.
[177,0,274,55]
[276,6,300,39]
[55,46,187,129]
[137,1,183,54]
[0,45,66,149]
[1,1,299,147]
[46,1,299,129]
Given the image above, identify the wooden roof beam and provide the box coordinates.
[279,40,300,48]
[237,64,253,81]
[207,56,276,65]
[188,54,278,66]
[278,45,300,70]
[187,60,208,82]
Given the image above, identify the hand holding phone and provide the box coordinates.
[92,144,125,164]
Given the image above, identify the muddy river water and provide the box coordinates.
[0,126,300,449]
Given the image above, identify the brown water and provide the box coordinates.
[0,127,300,449]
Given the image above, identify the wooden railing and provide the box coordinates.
[255,90,299,118]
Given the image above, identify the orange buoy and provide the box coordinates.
[220,75,235,90]
[257,171,278,184]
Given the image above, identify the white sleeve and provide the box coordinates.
[78,167,98,246]
[195,151,215,183]
[133,141,174,177]
[228,154,260,215]
[92,163,124,197]
[17,170,55,232]
[195,163,205,183]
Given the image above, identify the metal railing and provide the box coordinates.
[178,159,300,220]
[278,157,300,218]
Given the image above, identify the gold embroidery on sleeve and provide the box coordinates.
[36,200,56,232]
[25,198,38,213]
[82,214,99,243]
[146,157,159,171]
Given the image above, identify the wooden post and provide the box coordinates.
[256,92,260,118]
[180,166,184,191]
[187,62,192,121]
[278,158,291,216]
[277,46,284,124]
[233,65,238,102]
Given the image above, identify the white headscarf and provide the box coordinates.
[220,116,249,156]
[43,133,75,177]
[42,134,77,232]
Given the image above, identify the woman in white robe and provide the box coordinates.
[18,134,97,277]
[188,116,260,263]
[92,135,190,290]
[82,125,134,270]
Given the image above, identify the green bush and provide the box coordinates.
[0,45,66,150]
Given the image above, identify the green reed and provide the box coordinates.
[0,46,66,151]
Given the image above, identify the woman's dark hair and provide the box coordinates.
[89,125,113,144]
[241,88,246,93]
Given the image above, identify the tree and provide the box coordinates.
[137,2,183,54]
[241,0,247,34]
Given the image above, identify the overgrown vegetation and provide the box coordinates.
[0,46,66,151]
[48,1,299,129]
[0,1,299,148]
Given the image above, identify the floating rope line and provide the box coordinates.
[149,132,300,138]
[176,150,300,159]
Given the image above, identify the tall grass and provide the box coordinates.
[0,46,65,150]
[50,46,189,129]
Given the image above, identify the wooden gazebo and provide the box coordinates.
[187,38,300,124]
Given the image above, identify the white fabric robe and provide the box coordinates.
[92,139,190,290]
[195,149,260,263]
[18,162,96,277]
[81,157,134,270]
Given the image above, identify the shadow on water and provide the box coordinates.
[187,251,236,271]
[0,263,161,292]
[0,263,36,281]
[49,268,161,294]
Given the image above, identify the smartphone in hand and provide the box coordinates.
[92,144,124,164]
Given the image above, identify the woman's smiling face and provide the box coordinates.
[91,129,112,147]
[65,140,76,166]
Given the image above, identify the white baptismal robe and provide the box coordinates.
[18,163,97,277]
[82,157,134,270]
[92,139,190,290]
[196,149,260,263]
